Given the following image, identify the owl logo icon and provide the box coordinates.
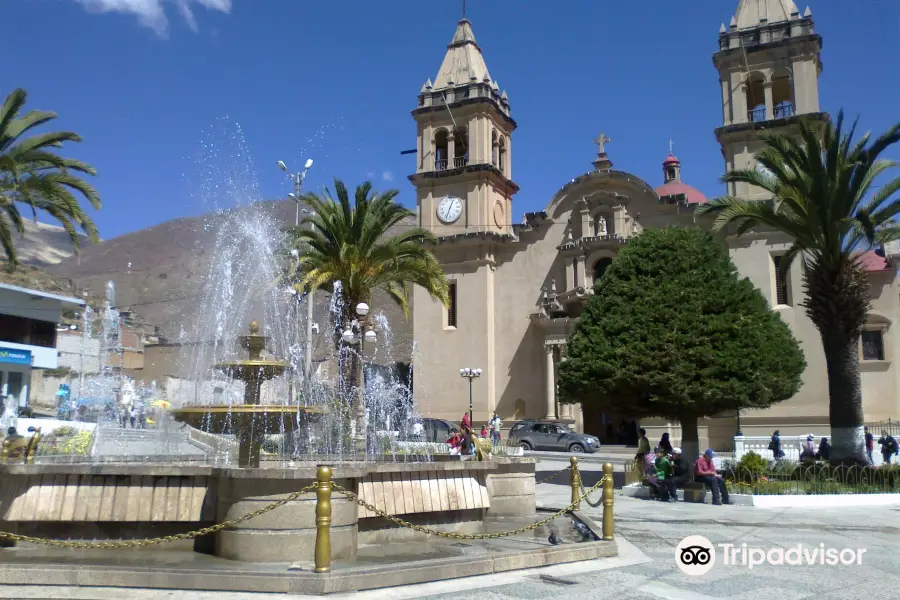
[676,535,716,576]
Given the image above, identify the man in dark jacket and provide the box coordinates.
[663,447,689,501]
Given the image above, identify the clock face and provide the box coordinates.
[437,196,463,224]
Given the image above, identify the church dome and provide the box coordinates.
[654,152,708,205]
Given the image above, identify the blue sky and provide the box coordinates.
[7,0,900,239]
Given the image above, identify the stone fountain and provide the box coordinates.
[170,320,325,467]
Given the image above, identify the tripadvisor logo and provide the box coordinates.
[676,536,866,575]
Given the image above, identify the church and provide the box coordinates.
[410,0,900,450]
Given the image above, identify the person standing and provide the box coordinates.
[769,430,785,460]
[490,413,502,445]
[694,449,731,505]
[878,430,898,465]
[461,412,471,430]
[865,427,875,465]
[635,428,651,482]
[658,432,673,455]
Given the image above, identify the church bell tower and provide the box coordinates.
[409,18,519,236]
[713,0,829,200]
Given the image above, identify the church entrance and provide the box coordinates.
[582,402,639,446]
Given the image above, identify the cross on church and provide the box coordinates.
[594,132,611,155]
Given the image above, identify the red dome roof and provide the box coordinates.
[663,154,680,166]
[655,181,708,204]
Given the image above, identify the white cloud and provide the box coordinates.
[72,0,231,36]
[381,171,393,182]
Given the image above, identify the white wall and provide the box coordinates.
[56,333,101,373]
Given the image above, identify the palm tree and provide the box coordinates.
[0,88,101,267]
[286,179,449,444]
[696,111,900,464]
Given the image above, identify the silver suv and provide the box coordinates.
[508,420,600,453]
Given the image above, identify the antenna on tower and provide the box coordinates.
[669,139,674,154]
[462,0,466,19]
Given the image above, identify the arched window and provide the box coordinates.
[491,130,498,167]
[593,258,613,284]
[746,72,766,122]
[772,69,794,119]
[498,136,507,173]
[434,129,449,171]
[453,127,469,168]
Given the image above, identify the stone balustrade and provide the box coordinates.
[734,435,816,462]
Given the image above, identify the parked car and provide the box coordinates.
[417,418,460,443]
[508,420,601,453]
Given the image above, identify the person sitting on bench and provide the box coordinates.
[694,448,731,505]
[663,447,689,500]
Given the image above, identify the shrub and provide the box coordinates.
[53,426,76,437]
[733,451,769,482]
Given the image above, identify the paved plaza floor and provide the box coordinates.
[1,458,898,599]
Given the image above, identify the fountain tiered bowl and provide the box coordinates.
[170,320,325,467]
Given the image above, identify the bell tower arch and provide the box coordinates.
[713,1,829,200]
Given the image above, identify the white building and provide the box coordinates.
[0,283,85,414]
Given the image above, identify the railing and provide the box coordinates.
[775,103,794,119]
[721,462,900,496]
[867,419,900,437]
[734,435,811,462]
[748,107,767,122]
[434,159,448,171]
[453,156,468,168]
[735,434,893,466]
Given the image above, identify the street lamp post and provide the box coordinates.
[278,159,314,397]
[342,302,377,450]
[459,368,482,426]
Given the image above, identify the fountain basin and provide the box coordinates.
[0,458,542,565]
[212,360,288,381]
[170,405,326,468]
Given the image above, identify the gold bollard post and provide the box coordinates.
[602,462,614,541]
[570,456,581,511]
[314,465,333,573]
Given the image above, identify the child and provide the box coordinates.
[480,424,488,438]
[446,430,461,456]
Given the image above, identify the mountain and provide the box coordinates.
[9,220,91,266]
[45,200,417,365]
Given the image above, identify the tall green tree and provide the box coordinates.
[286,179,449,441]
[695,112,900,464]
[557,227,805,462]
[0,88,101,266]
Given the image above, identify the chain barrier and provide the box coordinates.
[536,464,572,485]
[574,465,604,508]
[331,474,608,541]
[0,484,317,550]
[0,467,608,549]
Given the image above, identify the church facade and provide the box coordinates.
[410,0,900,450]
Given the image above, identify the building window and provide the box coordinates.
[434,129,449,171]
[446,282,458,328]
[593,258,613,285]
[772,254,791,306]
[861,330,885,361]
